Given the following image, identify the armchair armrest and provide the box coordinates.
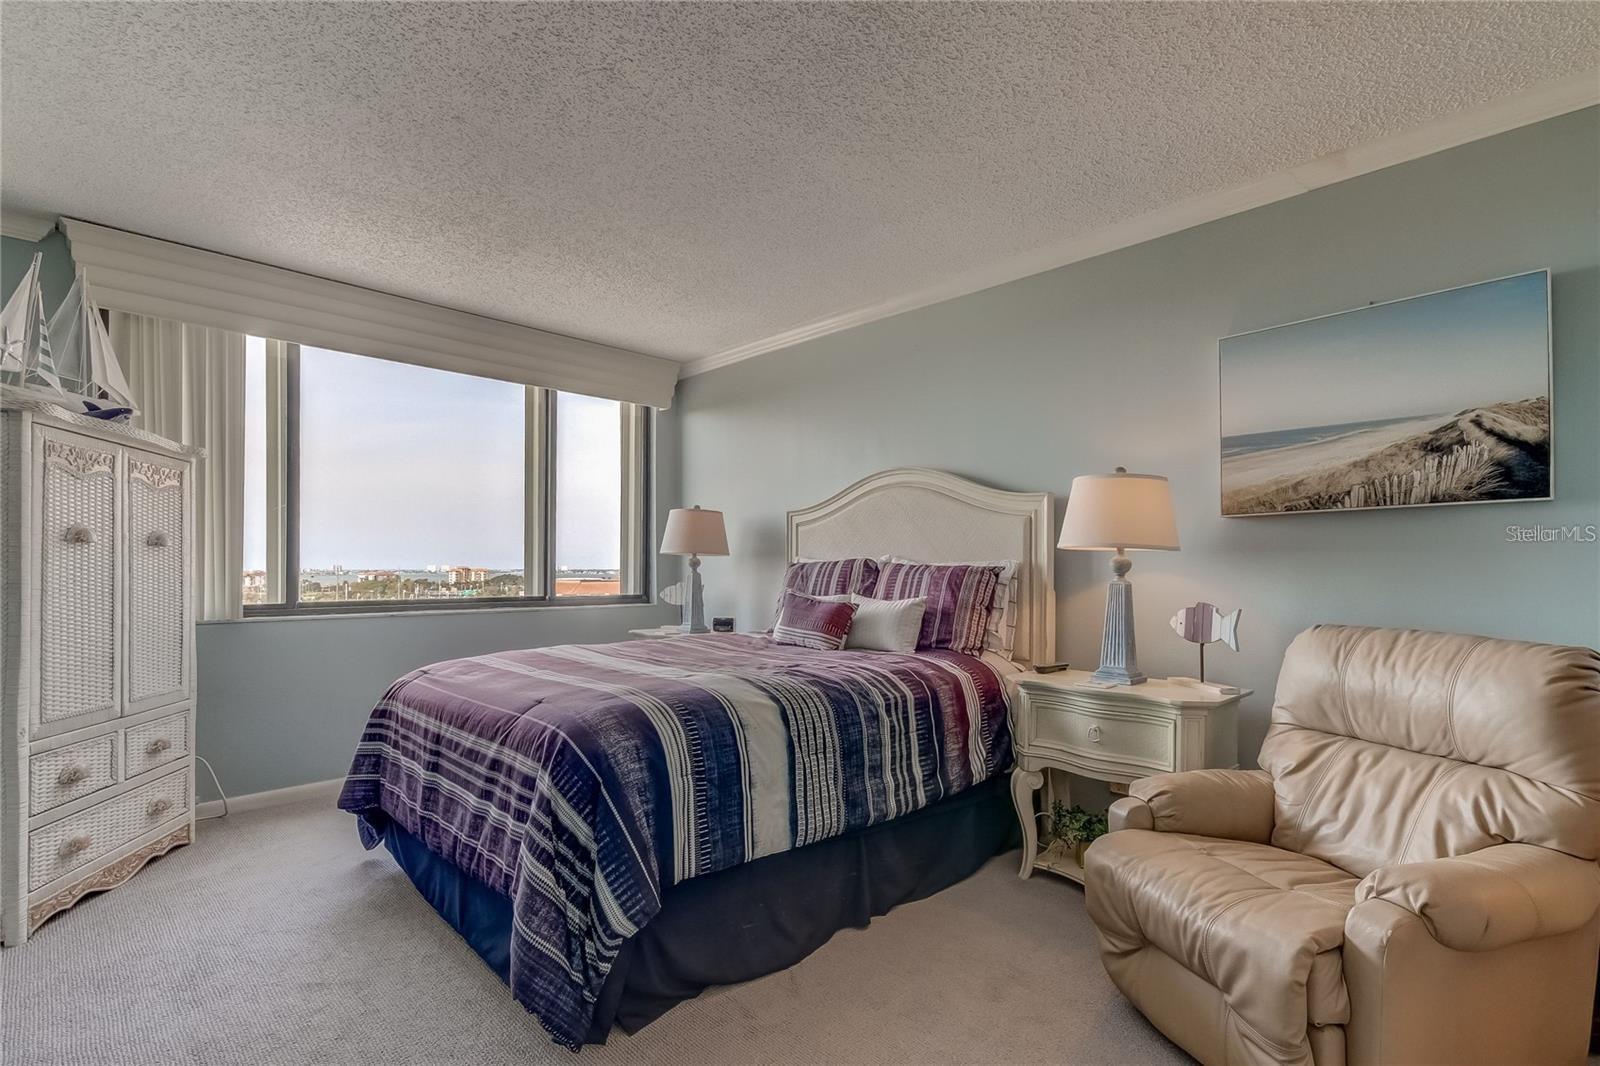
[1107,768,1274,843]
[1356,843,1600,951]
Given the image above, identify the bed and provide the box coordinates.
[337,468,1056,1049]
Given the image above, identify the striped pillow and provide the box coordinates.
[772,592,858,651]
[871,561,1002,656]
[775,558,879,623]
[886,556,1019,660]
[783,557,880,598]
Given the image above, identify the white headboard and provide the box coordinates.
[787,468,1056,667]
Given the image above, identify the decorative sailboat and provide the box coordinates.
[0,252,62,390]
[0,261,138,421]
[48,270,137,419]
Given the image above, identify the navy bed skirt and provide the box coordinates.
[380,774,1019,1045]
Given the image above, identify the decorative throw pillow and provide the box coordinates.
[843,595,927,653]
[775,558,880,623]
[885,556,1019,660]
[871,561,1002,656]
[772,591,858,651]
[783,557,880,597]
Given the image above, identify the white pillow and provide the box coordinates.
[843,595,927,653]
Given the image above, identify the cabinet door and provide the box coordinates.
[34,428,122,737]
[125,450,191,713]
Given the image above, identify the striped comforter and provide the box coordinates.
[337,633,1011,1049]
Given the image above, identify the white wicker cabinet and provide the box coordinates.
[1,399,198,944]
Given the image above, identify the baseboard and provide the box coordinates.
[196,777,343,820]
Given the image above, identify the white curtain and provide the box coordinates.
[111,312,246,621]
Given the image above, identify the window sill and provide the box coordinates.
[218,597,658,624]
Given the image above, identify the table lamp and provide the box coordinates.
[660,505,729,634]
[1057,468,1179,685]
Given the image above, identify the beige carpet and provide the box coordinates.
[2,798,1190,1066]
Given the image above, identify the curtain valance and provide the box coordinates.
[63,220,679,408]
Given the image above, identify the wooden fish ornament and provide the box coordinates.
[1169,601,1241,682]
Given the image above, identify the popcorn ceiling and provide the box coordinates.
[2,3,1594,362]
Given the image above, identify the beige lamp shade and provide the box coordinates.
[660,506,729,556]
[1057,469,1179,552]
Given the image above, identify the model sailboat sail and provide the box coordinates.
[46,269,136,411]
[0,252,62,388]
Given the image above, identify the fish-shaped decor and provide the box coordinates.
[1170,601,1241,651]
[1169,601,1241,682]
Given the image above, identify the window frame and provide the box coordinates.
[243,344,653,617]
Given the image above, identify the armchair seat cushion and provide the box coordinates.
[1086,830,1360,1062]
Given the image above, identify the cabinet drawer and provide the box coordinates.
[125,710,189,777]
[28,770,188,891]
[1024,693,1175,773]
[30,734,118,815]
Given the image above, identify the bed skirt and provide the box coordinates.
[380,774,1019,1045]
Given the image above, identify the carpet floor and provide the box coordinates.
[2,797,1191,1066]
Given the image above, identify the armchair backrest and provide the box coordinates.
[1258,625,1600,877]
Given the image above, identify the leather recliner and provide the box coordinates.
[1083,625,1600,1065]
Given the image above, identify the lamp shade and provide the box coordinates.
[660,506,729,556]
[1057,469,1179,552]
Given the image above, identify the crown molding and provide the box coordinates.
[0,209,57,243]
[683,70,1599,378]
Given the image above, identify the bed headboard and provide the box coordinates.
[787,468,1056,667]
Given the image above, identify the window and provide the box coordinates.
[243,340,649,613]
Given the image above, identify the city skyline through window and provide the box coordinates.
[242,339,640,607]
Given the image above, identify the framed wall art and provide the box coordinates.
[1219,270,1552,517]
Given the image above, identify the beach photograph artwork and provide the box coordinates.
[1219,271,1551,517]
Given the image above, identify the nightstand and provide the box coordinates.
[628,625,688,639]
[1009,670,1250,883]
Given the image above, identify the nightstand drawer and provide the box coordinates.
[1019,690,1176,774]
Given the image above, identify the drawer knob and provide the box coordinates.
[1087,725,1104,744]
[56,764,89,786]
[60,834,92,857]
[146,737,173,755]
[146,530,169,548]
[146,798,173,819]
[62,524,94,545]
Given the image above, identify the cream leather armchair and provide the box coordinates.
[1084,626,1600,1066]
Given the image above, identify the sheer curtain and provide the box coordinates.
[110,312,246,621]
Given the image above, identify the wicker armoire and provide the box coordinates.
[1,396,198,944]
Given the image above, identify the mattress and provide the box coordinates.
[337,633,1013,1048]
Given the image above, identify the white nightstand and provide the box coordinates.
[1009,670,1250,883]
[628,625,689,639]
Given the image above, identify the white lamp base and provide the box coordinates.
[681,553,709,634]
[1091,552,1146,686]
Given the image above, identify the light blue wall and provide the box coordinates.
[677,108,1600,766]
[3,225,682,799]
[1,229,75,317]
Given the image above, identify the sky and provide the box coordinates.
[1219,271,1549,438]
[243,342,623,572]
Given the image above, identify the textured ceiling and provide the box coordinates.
[3,3,1597,364]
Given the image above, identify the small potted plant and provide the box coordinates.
[1045,801,1110,866]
